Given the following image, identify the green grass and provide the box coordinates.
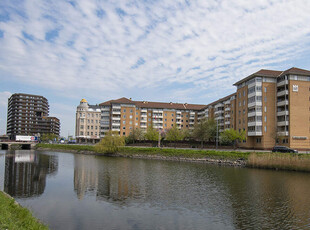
[118,146,250,159]
[36,144,249,160]
[0,191,48,230]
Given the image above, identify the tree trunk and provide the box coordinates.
[201,140,204,149]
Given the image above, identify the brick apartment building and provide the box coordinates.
[75,67,310,149]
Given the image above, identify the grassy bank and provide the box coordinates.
[36,143,250,160]
[36,144,310,172]
[0,191,48,230]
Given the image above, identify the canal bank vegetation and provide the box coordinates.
[0,191,48,230]
[248,152,310,172]
[36,143,310,172]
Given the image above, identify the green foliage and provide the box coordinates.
[126,128,144,143]
[40,133,58,142]
[95,131,125,154]
[144,126,159,141]
[0,191,48,229]
[165,126,185,141]
[220,129,246,145]
[192,118,217,147]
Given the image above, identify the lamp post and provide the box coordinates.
[216,118,218,149]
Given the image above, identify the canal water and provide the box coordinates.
[0,150,310,230]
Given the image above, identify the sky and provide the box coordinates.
[0,0,310,137]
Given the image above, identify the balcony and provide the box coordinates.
[248,111,262,117]
[101,108,110,112]
[277,90,289,97]
[277,121,289,126]
[277,131,289,136]
[111,128,120,131]
[277,111,289,116]
[141,109,147,113]
[215,116,224,121]
[248,91,262,98]
[112,111,121,115]
[112,117,120,121]
[277,100,289,107]
[112,105,121,109]
[214,110,224,115]
[248,101,262,108]
[214,103,224,109]
[141,113,147,118]
[140,124,147,128]
[277,79,288,87]
[248,131,262,136]
[248,81,262,89]
[248,121,262,127]
[225,107,231,111]
[224,121,230,125]
[112,122,120,126]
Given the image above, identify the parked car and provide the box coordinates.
[272,146,298,153]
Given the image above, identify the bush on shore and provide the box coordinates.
[95,131,125,154]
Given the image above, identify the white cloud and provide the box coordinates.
[1,0,310,135]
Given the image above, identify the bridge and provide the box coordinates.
[0,142,37,150]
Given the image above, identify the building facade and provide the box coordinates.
[75,99,101,144]
[75,67,310,150]
[7,93,60,139]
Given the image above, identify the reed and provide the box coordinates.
[247,152,310,172]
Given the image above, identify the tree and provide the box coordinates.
[220,129,246,149]
[165,126,186,147]
[41,133,58,143]
[144,126,159,141]
[127,128,144,144]
[95,131,125,154]
[192,118,217,148]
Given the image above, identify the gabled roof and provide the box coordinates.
[99,97,206,110]
[99,97,134,106]
[279,67,310,77]
[233,69,282,86]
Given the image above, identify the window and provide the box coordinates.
[172,119,174,121]
[129,121,132,124]
[264,116,267,122]
[123,132,125,135]
[165,124,167,127]
[148,113,151,116]
[264,106,267,112]
[165,119,167,121]
[136,112,138,115]
[130,109,133,113]
[123,127,125,130]
[136,117,138,120]
[91,132,93,135]
[123,109,126,112]
[264,126,267,132]
[172,114,174,117]
[243,109,245,114]
[243,100,245,106]
[129,115,132,119]
[165,113,167,116]
[264,87,267,92]
[243,91,245,97]
[256,138,261,143]
[123,121,125,124]
[123,115,126,118]
[91,126,93,129]
[148,118,151,121]
[264,96,267,102]
[239,102,241,107]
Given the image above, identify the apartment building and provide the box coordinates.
[234,67,310,149]
[99,97,206,137]
[75,99,101,143]
[75,66,310,149]
[7,93,60,139]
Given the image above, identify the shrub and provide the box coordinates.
[95,131,125,154]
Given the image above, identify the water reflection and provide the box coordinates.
[4,150,58,198]
[73,154,310,229]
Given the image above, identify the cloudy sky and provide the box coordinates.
[1,0,310,137]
